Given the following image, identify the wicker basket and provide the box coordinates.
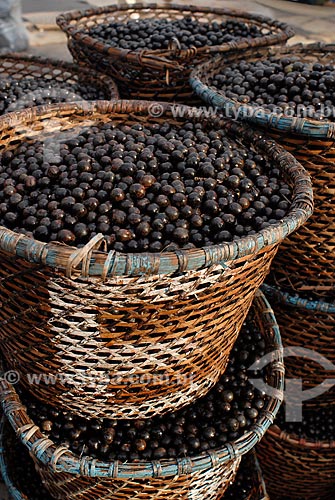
[257,424,335,500]
[0,100,312,420]
[191,42,335,299]
[0,422,268,500]
[0,53,119,113]
[0,421,270,500]
[262,284,335,407]
[56,3,294,102]
[0,290,284,500]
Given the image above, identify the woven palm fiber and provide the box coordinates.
[190,42,335,300]
[0,291,284,499]
[0,417,267,500]
[262,284,335,408]
[56,3,294,103]
[257,425,335,500]
[0,53,119,109]
[0,100,312,420]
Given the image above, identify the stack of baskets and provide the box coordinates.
[190,41,335,499]
[0,99,314,499]
[0,2,319,499]
[0,285,282,500]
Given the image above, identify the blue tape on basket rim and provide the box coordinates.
[0,291,284,480]
[262,284,335,313]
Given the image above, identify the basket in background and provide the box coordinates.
[0,53,119,112]
[56,2,294,102]
[191,42,335,300]
[263,284,335,407]
[257,424,335,500]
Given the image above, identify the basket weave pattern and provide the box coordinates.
[0,252,274,419]
[257,426,335,500]
[0,53,119,108]
[0,291,284,499]
[263,285,335,407]
[57,3,294,101]
[0,100,312,419]
[191,42,335,298]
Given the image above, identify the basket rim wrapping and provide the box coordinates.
[190,41,335,138]
[0,290,284,479]
[266,424,335,450]
[262,284,335,313]
[0,99,313,278]
[56,2,295,71]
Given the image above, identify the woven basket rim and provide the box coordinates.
[190,41,335,138]
[262,284,335,313]
[0,99,313,279]
[0,418,269,500]
[56,2,294,70]
[0,52,119,98]
[268,424,335,450]
[0,290,284,479]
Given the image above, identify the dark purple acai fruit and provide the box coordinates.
[212,58,335,121]
[0,120,292,252]
[276,406,334,442]
[88,17,265,51]
[0,76,107,115]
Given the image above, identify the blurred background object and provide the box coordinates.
[0,0,28,53]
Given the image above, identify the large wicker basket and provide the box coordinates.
[0,291,284,500]
[0,100,312,420]
[0,421,269,500]
[0,53,119,112]
[262,284,335,408]
[257,424,335,500]
[191,42,335,299]
[56,2,294,102]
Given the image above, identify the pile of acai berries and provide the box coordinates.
[88,17,267,51]
[0,120,292,252]
[211,58,335,121]
[0,76,107,115]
